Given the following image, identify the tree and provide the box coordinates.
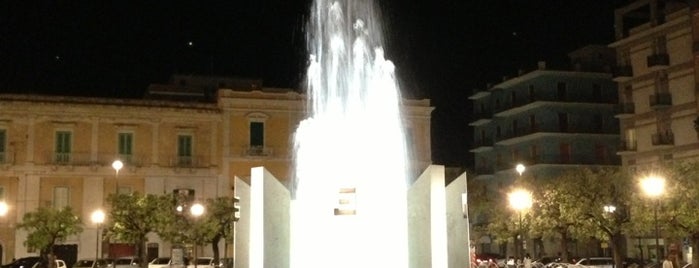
[206,197,238,264]
[156,198,218,263]
[649,160,699,266]
[535,167,634,268]
[107,193,171,268]
[18,206,82,265]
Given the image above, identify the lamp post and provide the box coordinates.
[516,164,526,177]
[91,209,105,261]
[0,201,8,217]
[112,160,123,194]
[190,203,204,268]
[509,188,533,264]
[641,176,665,262]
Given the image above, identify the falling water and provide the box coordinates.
[291,0,410,267]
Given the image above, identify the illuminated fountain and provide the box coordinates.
[291,0,410,267]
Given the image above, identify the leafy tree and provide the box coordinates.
[206,197,238,264]
[156,198,218,262]
[529,177,578,263]
[107,193,171,268]
[534,167,634,268]
[646,160,699,266]
[17,206,82,264]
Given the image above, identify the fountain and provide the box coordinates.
[234,0,470,267]
[291,0,410,267]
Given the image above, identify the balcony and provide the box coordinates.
[614,102,635,118]
[651,131,674,146]
[244,145,273,157]
[647,53,670,70]
[471,138,494,153]
[612,65,633,82]
[168,155,210,168]
[649,93,672,109]
[617,140,637,154]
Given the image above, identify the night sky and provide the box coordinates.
[0,1,632,168]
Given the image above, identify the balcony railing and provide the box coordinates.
[244,145,273,157]
[651,131,674,146]
[649,93,672,109]
[618,140,637,152]
[612,65,633,82]
[473,138,494,148]
[614,102,635,116]
[647,53,670,69]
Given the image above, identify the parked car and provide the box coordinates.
[148,258,170,268]
[113,257,140,268]
[1,257,42,268]
[74,259,109,268]
[570,257,614,268]
[216,258,233,268]
[31,259,67,268]
[186,258,215,268]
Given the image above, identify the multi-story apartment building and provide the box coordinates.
[611,0,699,165]
[0,75,434,264]
[469,46,621,257]
[610,0,699,259]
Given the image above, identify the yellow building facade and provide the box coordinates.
[0,81,433,263]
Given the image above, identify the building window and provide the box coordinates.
[0,186,4,200]
[530,145,539,162]
[593,84,602,100]
[595,144,608,163]
[0,129,5,163]
[528,85,535,102]
[250,122,264,147]
[557,82,567,100]
[55,131,72,164]
[118,132,134,163]
[177,134,193,166]
[54,186,69,209]
[529,115,536,131]
[559,143,571,164]
[558,113,569,132]
[594,115,604,132]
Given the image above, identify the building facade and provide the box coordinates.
[610,0,699,259]
[0,75,434,263]
[469,46,621,257]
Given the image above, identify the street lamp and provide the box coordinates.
[641,175,665,262]
[91,209,105,261]
[0,201,8,217]
[603,205,616,214]
[516,164,526,176]
[112,160,123,194]
[509,188,533,264]
[190,203,204,268]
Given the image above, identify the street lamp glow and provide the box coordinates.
[640,175,665,261]
[516,164,526,176]
[508,189,533,211]
[91,209,105,261]
[190,203,204,217]
[0,201,8,216]
[603,205,616,213]
[641,176,665,197]
[91,209,105,225]
[112,160,123,173]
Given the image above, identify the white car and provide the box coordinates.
[31,259,67,268]
[148,258,170,268]
[186,258,215,268]
[569,257,614,268]
[113,257,141,268]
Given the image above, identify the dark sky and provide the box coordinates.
[0,1,631,167]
